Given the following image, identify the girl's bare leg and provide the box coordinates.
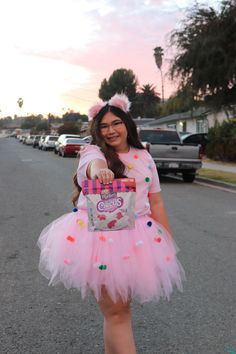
[97,287,137,354]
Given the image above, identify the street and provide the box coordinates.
[0,138,236,354]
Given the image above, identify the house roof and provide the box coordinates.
[133,118,155,126]
[142,107,210,126]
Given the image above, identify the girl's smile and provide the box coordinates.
[99,112,129,153]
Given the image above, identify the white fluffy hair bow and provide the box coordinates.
[88,93,131,121]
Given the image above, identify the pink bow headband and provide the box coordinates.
[88,93,131,121]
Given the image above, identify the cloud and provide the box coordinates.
[0,0,219,115]
[25,1,180,83]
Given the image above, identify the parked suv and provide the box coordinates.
[38,136,46,150]
[25,135,35,145]
[54,134,81,154]
[32,135,41,148]
[181,133,209,154]
[42,135,58,151]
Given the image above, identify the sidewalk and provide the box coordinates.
[202,158,236,174]
[196,157,236,190]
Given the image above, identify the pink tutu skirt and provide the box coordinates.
[37,209,185,303]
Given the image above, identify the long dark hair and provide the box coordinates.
[72,104,144,205]
[90,104,144,175]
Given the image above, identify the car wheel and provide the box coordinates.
[182,173,196,183]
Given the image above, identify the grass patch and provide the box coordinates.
[197,169,236,185]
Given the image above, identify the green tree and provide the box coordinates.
[0,116,12,128]
[35,120,50,132]
[57,121,81,135]
[62,111,84,122]
[99,79,111,101]
[21,115,42,129]
[134,84,160,117]
[99,68,138,103]
[160,85,196,116]
[206,120,236,161]
[170,0,236,109]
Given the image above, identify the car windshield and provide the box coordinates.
[65,139,85,144]
[49,137,58,141]
[64,135,80,139]
[139,130,181,144]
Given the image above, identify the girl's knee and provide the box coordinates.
[104,306,131,324]
[97,287,131,320]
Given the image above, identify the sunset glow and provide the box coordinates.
[0,0,218,117]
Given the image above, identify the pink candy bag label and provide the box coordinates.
[82,178,136,231]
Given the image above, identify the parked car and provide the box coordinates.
[58,138,88,157]
[82,135,92,143]
[38,136,46,150]
[19,135,26,142]
[54,134,81,154]
[42,135,58,151]
[25,135,35,145]
[32,135,41,148]
[139,128,202,182]
[181,133,209,154]
[22,136,28,144]
[178,131,191,137]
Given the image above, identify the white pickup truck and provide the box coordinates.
[139,128,202,182]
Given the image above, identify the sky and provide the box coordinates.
[0,0,219,118]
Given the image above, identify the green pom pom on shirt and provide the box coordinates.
[99,264,107,270]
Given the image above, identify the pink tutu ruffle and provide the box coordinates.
[37,210,185,303]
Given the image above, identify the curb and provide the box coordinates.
[195,176,236,191]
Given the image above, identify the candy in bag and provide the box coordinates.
[82,178,136,231]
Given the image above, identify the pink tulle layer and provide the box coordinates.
[37,210,185,303]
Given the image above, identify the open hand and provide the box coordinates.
[97,168,114,184]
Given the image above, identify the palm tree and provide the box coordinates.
[153,47,164,103]
[17,97,24,108]
[138,84,160,117]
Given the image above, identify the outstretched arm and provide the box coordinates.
[87,159,114,184]
[149,192,172,237]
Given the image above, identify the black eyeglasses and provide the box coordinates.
[99,120,124,132]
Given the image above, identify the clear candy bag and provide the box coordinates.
[82,178,136,231]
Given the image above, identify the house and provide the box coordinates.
[142,107,235,133]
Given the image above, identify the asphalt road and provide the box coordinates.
[0,138,236,354]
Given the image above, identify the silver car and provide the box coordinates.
[42,135,58,151]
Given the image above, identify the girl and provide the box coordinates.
[37,93,185,354]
